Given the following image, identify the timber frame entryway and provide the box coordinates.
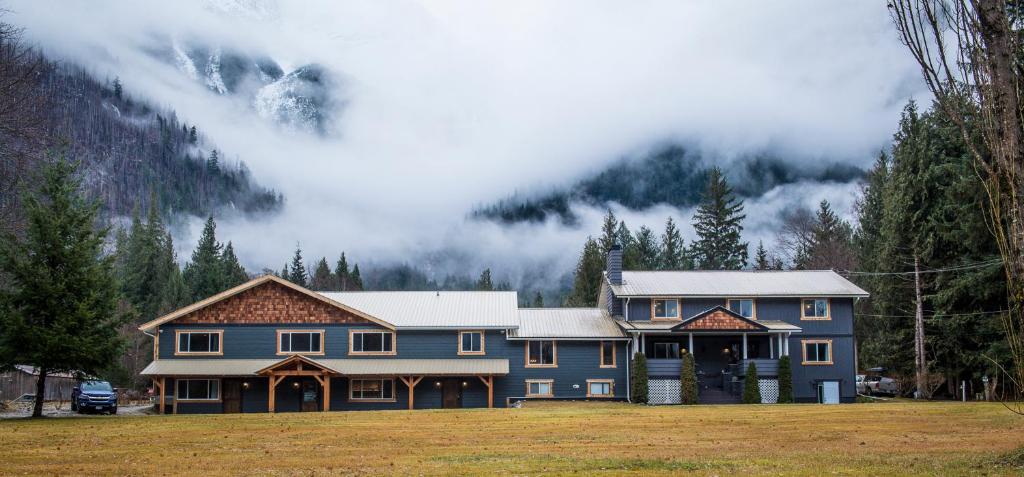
[257,355,333,412]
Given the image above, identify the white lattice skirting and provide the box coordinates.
[759,379,779,404]
[648,379,681,405]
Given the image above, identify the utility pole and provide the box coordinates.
[914,254,927,399]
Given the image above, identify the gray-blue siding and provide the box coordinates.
[157,324,628,411]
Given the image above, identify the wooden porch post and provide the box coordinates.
[268,373,283,413]
[156,377,165,414]
[742,333,748,360]
[478,375,494,408]
[323,375,331,412]
[398,376,423,410]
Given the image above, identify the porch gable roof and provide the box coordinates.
[672,306,768,332]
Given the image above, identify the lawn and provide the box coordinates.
[1,401,1022,476]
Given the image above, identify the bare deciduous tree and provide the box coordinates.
[890,0,1024,412]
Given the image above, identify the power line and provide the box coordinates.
[838,259,1003,276]
[858,309,1008,318]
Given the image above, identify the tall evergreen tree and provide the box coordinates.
[616,221,640,270]
[476,268,494,291]
[280,263,289,279]
[753,241,771,271]
[691,167,748,269]
[220,242,248,288]
[566,237,604,306]
[658,217,690,270]
[633,225,660,270]
[0,159,125,417]
[309,257,335,290]
[349,264,364,290]
[183,216,225,301]
[288,245,308,287]
[335,253,350,291]
[532,291,544,307]
[206,149,220,173]
[598,209,618,255]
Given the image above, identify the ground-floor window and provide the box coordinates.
[176,379,220,401]
[349,379,395,401]
[586,379,614,398]
[801,339,833,365]
[526,379,553,397]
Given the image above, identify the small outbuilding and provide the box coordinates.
[0,365,77,401]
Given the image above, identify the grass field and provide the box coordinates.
[1,401,1022,476]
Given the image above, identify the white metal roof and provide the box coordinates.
[608,270,869,297]
[512,308,627,339]
[318,291,520,329]
[140,358,509,376]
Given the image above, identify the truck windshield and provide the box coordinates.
[81,381,113,392]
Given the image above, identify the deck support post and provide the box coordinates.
[742,333,748,360]
[478,375,494,408]
[399,376,424,410]
[313,374,331,412]
[156,377,165,414]
[268,374,285,413]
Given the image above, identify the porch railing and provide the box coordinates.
[647,358,780,378]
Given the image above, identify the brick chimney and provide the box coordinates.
[606,244,622,285]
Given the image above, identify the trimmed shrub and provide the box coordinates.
[743,362,762,404]
[680,352,698,404]
[631,352,648,404]
[777,355,794,403]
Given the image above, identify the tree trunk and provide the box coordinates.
[914,255,927,399]
[32,368,47,418]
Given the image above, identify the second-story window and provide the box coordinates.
[652,299,680,320]
[526,340,556,367]
[727,299,755,319]
[801,298,830,320]
[349,330,395,355]
[176,330,222,355]
[278,330,324,355]
[459,331,485,355]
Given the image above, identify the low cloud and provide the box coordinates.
[10,0,921,282]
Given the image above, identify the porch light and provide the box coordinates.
[434,381,442,388]
[461,381,468,388]
[722,348,730,354]
[292,381,300,389]
[242,382,250,389]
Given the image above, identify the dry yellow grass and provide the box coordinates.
[1,401,1022,476]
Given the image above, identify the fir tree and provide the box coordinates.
[617,221,640,269]
[680,351,698,404]
[532,291,544,307]
[335,253,350,291]
[777,355,793,403]
[206,149,220,174]
[691,167,748,270]
[631,353,648,404]
[112,76,122,100]
[742,362,761,404]
[566,237,604,306]
[754,241,771,271]
[309,257,334,290]
[288,245,308,287]
[598,209,618,255]
[188,125,198,144]
[183,216,225,301]
[0,158,126,417]
[658,217,689,270]
[280,263,289,279]
[476,268,494,291]
[349,264,364,290]
[220,242,248,288]
[633,225,660,270]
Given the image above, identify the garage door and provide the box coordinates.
[818,381,840,404]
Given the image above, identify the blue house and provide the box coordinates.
[139,248,866,413]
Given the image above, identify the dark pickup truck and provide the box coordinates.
[71,380,118,414]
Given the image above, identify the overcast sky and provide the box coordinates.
[9,1,926,283]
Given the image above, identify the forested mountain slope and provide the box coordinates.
[474,146,863,224]
[27,58,283,220]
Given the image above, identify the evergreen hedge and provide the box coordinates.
[742,362,762,404]
[680,352,698,404]
[777,355,794,403]
[631,352,648,404]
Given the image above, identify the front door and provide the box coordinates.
[300,379,319,412]
[222,379,242,413]
[442,379,462,409]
